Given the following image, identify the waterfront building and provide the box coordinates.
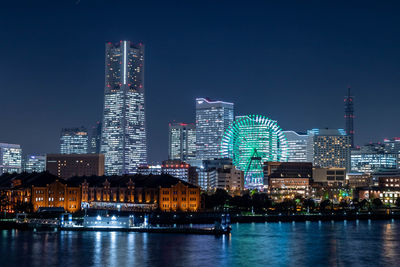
[344,88,355,148]
[283,131,309,162]
[89,121,102,154]
[307,128,351,170]
[208,163,244,192]
[195,98,234,160]
[60,127,89,154]
[0,172,201,213]
[199,158,234,190]
[23,155,46,173]
[350,147,397,173]
[101,41,147,175]
[313,167,346,186]
[168,123,196,161]
[0,143,22,175]
[346,172,372,188]
[265,162,312,200]
[46,154,105,179]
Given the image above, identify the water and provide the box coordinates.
[1,220,399,266]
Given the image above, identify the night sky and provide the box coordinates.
[1,0,400,162]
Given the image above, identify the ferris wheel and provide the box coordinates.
[220,115,288,188]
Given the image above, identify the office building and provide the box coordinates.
[0,143,22,174]
[101,41,147,175]
[137,164,162,175]
[283,131,309,162]
[168,122,196,161]
[313,167,346,186]
[351,147,397,173]
[344,88,355,148]
[161,160,197,185]
[195,98,234,160]
[46,154,105,179]
[24,155,46,173]
[89,121,102,154]
[307,128,351,170]
[346,173,372,188]
[60,127,89,154]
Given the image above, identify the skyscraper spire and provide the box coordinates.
[344,87,354,148]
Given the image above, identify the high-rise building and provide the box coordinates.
[351,145,397,173]
[24,155,46,173]
[101,41,147,175]
[168,123,196,161]
[46,154,105,179]
[383,138,400,168]
[307,129,351,170]
[90,121,102,154]
[283,131,309,162]
[60,127,89,154]
[0,143,22,174]
[344,88,354,148]
[195,98,234,160]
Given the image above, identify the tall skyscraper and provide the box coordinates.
[0,143,22,174]
[101,41,147,175]
[24,155,46,173]
[60,127,89,154]
[90,121,102,154]
[307,128,351,170]
[344,88,354,147]
[283,131,309,162]
[168,123,196,161]
[195,98,234,160]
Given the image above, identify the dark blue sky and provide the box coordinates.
[1,0,400,162]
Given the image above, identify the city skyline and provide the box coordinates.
[2,1,400,163]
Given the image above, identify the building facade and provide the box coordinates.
[168,122,196,161]
[24,155,46,173]
[344,88,355,148]
[60,127,89,154]
[46,154,105,179]
[101,41,147,175]
[208,164,244,192]
[351,148,397,173]
[307,129,351,170]
[0,143,22,175]
[90,121,102,154]
[283,131,309,162]
[195,98,234,160]
[313,167,346,186]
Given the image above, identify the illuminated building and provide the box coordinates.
[89,121,102,154]
[265,162,312,200]
[195,98,234,161]
[344,88,355,148]
[383,137,400,168]
[24,155,46,173]
[161,160,197,185]
[307,128,351,170]
[46,154,105,179]
[350,147,397,173]
[313,167,346,186]
[346,172,372,188]
[60,127,89,154]
[283,131,309,162]
[137,164,162,175]
[101,41,147,175]
[0,143,22,174]
[168,122,196,161]
[221,115,288,189]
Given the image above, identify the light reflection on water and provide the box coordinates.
[0,220,399,266]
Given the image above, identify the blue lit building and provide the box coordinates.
[0,143,22,174]
[101,41,147,175]
[351,145,397,173]
[195,98,234,161]
[283,131,309,162]
[24,155,46,173]
[60,127,88,154]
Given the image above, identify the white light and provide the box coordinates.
[111,216,117,221]
[96,215,102,221]
[123,41,127,84]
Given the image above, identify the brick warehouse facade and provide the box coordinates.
[0,172,201,213]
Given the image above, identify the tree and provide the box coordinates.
[372,198,384,209]
[320,199,331,212]
[303,198,315,212]
[396,197,400,208]
[360,199,369,210]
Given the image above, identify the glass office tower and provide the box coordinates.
[101,41,147,175]
[24,155,46,173]
[283,131,309,162]
[0,143,22,174]
[168,122,196,161]
[195,98,234,160]
[60,127,89,154]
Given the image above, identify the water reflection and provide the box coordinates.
[0,221,400,266]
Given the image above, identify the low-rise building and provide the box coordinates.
[346,173,372,188]
[313,167,346,186]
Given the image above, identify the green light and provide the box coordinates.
[221,115,288,188]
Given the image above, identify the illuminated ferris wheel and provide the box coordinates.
[220,115,288,189]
